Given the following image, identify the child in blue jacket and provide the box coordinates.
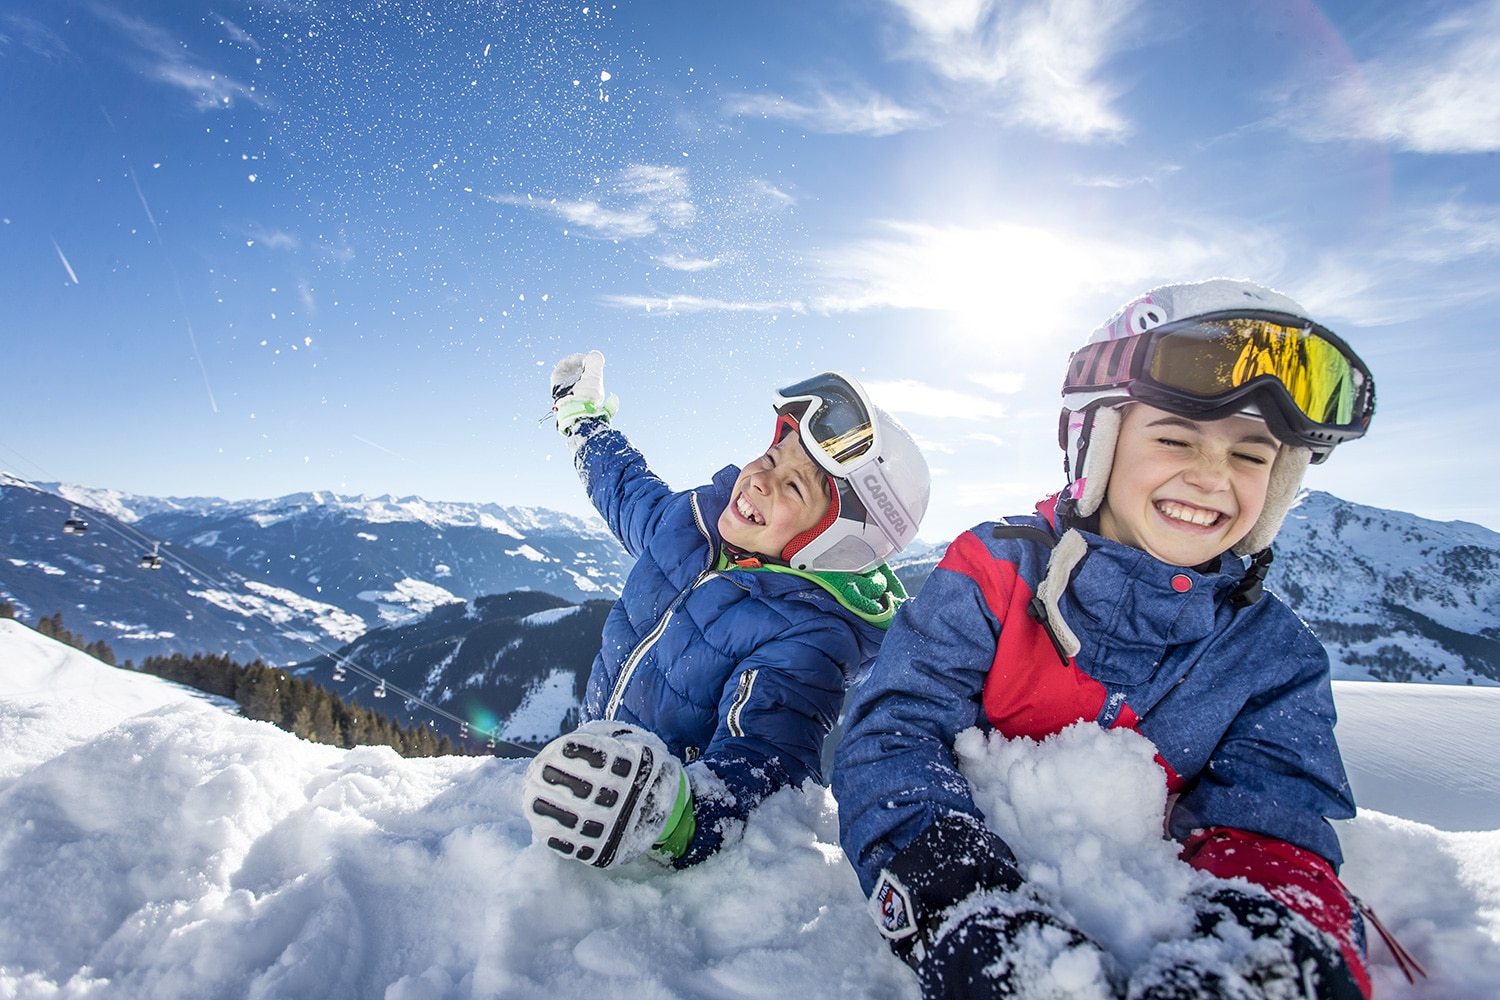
[523,352,931,870]
[833,279,1379,1000]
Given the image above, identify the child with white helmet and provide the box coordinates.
[523,352,931,869]
[833,279,1379,1000]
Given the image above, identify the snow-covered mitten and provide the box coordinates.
[866,813,1113,999]
[549,350,618,437]
[1127,887,1364,1000]
[523,721,692,869]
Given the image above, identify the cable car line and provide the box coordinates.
[43,487,535,756]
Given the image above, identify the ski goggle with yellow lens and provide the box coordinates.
[772,372,917,551]
[1063,311,1375,461]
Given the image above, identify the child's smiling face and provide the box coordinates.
[1098,403,1279,567]
[718,432,832,559]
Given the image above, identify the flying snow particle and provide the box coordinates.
[600,71,611,82]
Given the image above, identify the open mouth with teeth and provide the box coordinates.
[735,493,765,525]
[1155,499,1227,529]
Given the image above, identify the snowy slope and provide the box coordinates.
[2,621,1498,999]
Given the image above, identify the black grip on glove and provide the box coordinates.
[869,813,1024,968]
[1131,887,1364,1000]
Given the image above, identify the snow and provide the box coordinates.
[7,558,65,577]
[520,606,584,627]
[1,619,1498,999]
[505,544,549,563]
[502,668,581,743]
[355,579,464,625]
[188,581,368,644]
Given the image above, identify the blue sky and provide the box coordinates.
[2,0,1498,543]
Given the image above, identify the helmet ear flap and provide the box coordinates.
[1066,405,1122,519]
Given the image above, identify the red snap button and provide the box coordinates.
[1171,574,1192,593]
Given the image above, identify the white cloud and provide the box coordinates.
[1287,0,1500,153]
[883,0,1145,141]
[967,371,1028,395]
[863,378,1006,420]
[491,165,695,241]
[728,89,929,136]
[655,254,721,272]
[1072,165,1181,189]
[3,15,71,61]
[808,215,1279,346]
[245,227,299,251]
[602,294,806,315]
[1295,198,1500,326]
[92,5,266,111]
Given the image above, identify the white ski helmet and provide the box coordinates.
[769,372,931,573]
[1059,278,1375,555]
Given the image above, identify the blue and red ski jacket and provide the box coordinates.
[832,499,1369,994]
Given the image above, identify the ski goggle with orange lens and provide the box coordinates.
[1063,311,1375,459]
[772,372,916,550]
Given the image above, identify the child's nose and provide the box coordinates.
[1183,453,1231,489]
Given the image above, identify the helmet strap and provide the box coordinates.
[721,541,767,570]
[1229,547,1275,607]
[779,478,842,565]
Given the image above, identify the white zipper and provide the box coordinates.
[727,667,758,737]
[605,493,719,720]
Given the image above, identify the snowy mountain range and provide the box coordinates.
[0,474,632,666]
[3,475,1498,752]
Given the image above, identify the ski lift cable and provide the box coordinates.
[47,490,536,756]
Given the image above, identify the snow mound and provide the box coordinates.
[1,621,1497,999]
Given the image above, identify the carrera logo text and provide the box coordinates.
[861,473,909,534]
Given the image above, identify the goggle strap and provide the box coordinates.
[1066,336,1149,392]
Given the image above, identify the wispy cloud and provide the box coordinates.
[1072,164,1181,189]
[491,165,695,241]
[1296,198,1500,325]
[808,215,1280,344]
[655,254,721,272]
[244,226,300,251]
[1,15,71,61]
[883,0,1145,142]
[1284,0,1500,153]
[728,89,929,136]
[91,4,267,111]
[863,378,1006,420]
[602,294,805,315]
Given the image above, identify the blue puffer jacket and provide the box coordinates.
[834,506,1356,893]
[574,421,889,866]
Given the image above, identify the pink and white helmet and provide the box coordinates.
[1059,278,1375,555]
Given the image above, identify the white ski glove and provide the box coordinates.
[523,721,693,869]
[549,350,618,438]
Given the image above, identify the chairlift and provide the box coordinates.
[373,678,387,699]
[486,734,497,750]
[332,659,347,682]
[63,507,88,534]
[458,722,470,740]
[139,542,163,570]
